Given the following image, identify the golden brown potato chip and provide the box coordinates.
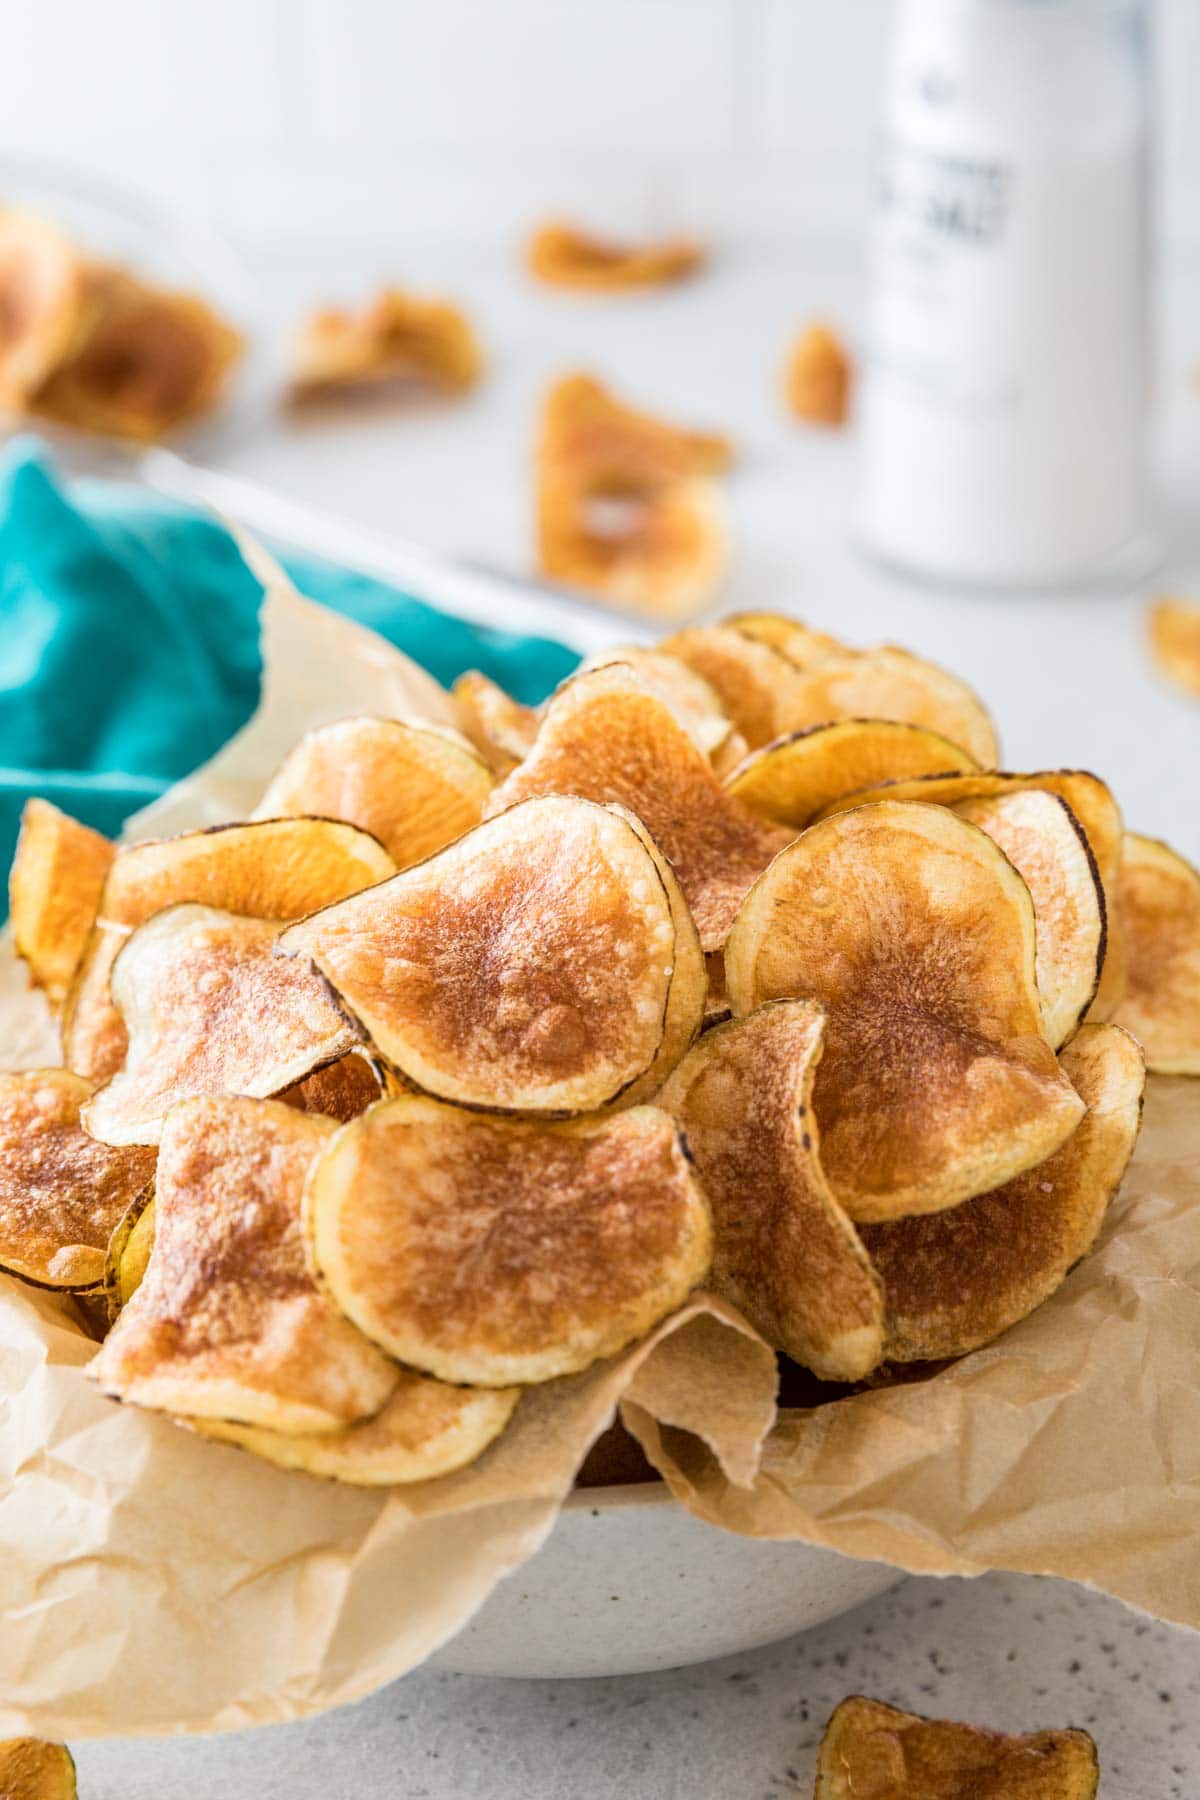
[83,906,364,1147]
[280,795,704,1114]
[60,921,128,1082]
[537,373,730,618]
[816,767,1127,1021]
[0,210,88,404]
[660,1001,884,1381]
[725,719,978,829]
[195,1369,519,1486]
[953,790,1106,1049]
[9,798,114,1007]
[659,623,817,749]
[1112,833,1200,1073]
[0,1737,78,1800]
[0,1070,154,1291]
[90,1096,398,1434]
[724,610,842,667]
[104,1188,156,1319]
[863,1023,1144,1361]
[781,646,999,765]
[277,1052,386,1123]
[452,671,540,776]
[575,645,743,768]
[31,267,242,442]
[525,219,705,291]
[305,1095,711,1385]
[815,1696,1099,1799]
[289,287,482,400]
[1147,595,1200,697]
[252,716,493,870]
[725,802,1085,1221]
[484,665,791,950]
[784,321,852,427]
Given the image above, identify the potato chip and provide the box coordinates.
[9,798,114,1007]
[104,1189,156,1318]
[277,1052,386,1123]
[660,1001,884,1381]
[304,1095,711,1385]
[195,1369,519,1487]
[659,623,817,748]
[725,719,978,829]
[0,1737,78,1800]
[725,802,1085,1221]
[90,1096,398,1434]
[724,610,842,667]
[252,716,493,870]
[280,795,704,1113]
[863,1024,1144,1361]
[484,665,791,950]
[31,267,242,442]
[452,670,539,776]
[784,321,852,427]
[576,645,745,770]
[83,906,364,1147]
[60,921,128,1083]
[953,790,1106,1049]
[0,1070,154,1291]
[816,767,1127,1021]
[780,646,1000,764]
[525,220,704,291]
[0,210,88,404]
[289,286,483,400]
[1112,833,1200,1073]
[815,1696,1099,1799]
[537,373,730,618]
[1147,595,1200,697]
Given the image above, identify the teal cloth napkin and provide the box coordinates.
[0,440,578,915]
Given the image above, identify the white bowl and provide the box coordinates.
[432,1482,903,1678]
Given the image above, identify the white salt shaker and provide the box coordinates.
[858,0,1153,587]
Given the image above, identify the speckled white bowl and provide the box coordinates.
[432,1482,903,1678]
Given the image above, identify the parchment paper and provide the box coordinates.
[0,544,1197,1738]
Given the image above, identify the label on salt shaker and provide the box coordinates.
[858,0,1149,586]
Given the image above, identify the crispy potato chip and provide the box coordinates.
[83,906,364,1148]
[725,802,1085,1221]
[452,671,540,776]
[784,321,852,427]
[278,1051,386,1122]
[305,1095,711,1385]
[0,210,88,404]
[90,1096,398,1433]
[252,716,493,870]
[525,220,704,291]
[863,1023,1144,1361]
[0,1070,154,1291]
[289,287,482,400]
[815,1697,1099,1799]
[780,646,1000,765]
[1112,833,1200,1073]
[660,1001,884,1381]
[725,719,978,829]
[195,1369,519,1486]
[0,1737,78,1800]
[104,1188,156,1319]
[280,795,704,1113]
[953,790,1106,1049]
[1147,595,1200,697]
[724,610,842,667]
[816,767,1127,1021]
[31,267,242,442]
[97,816,396,930]
[484,665,791,951]
[659,623,817,749]
[537,373,730,618]
[9,798,114,1007]
[576,645,744,767]
[60,921,128,1082]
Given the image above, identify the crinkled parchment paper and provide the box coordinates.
[0,546,1196,1738]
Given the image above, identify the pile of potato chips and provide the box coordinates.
[5,611,1198,1487]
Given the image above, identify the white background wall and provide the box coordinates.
[1,0,1196,262]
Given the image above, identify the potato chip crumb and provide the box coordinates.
[1147,596,1200,697]
[784,321,852,427]
[525,220,704,292]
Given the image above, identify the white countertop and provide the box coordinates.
[72,246,1200,1797]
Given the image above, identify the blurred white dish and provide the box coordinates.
[433,1481,902,1678]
